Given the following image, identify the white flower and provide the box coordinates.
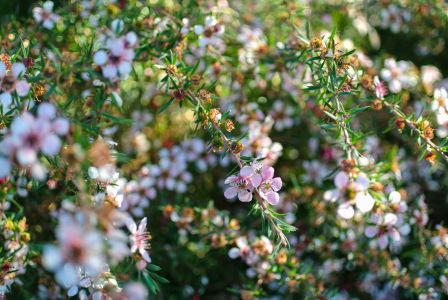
[33,1,60,29]
[365,213,401,249]
[127,217,152,264]
[194,16,225,50]
[324,172,374,219]
[93,22,138,82]
[0,62,30,110]
[432,88,448,112]
[0,103,68,180]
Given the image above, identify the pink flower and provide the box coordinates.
[323,171,374,219]
[127,217,151,264]
[224,166,257,202]
[258,166,282,205]
[33,1,60,29]
[194,16,225,49]
[93,29,138,82]
[373,76,388,99]
[224,163,283,205]
[42,213,106,289]
[0,103,68,180]
[0,62,30,110]
[269,100,295,131]
[364,213,401,249]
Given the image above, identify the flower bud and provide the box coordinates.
[420,120,434,139]
[276,250,288,265]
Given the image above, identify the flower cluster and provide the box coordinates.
[1,0,448,299]
[224,162,282,205]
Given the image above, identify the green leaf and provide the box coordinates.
[159,98,174,113]
[148,272,170,284]
[340,49,356,57]
[142,272,159,294]
[146,264,161,272]
[303,84,321,91]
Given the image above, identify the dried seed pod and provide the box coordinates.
[310,37,323,49]
[33,83,46,101]
[196,89,212,104]
[395,118,406,131]
[209,108,222,123]
[371,99,383,111]
[0,53,11,70]
[191,74,202,86]
[173,88,186,101]
[340,159,355,172]
[225,119,234,132]
[360,74,373,90]
[420,120,434,139]
[23,57,34,68]
[230,141,244,154]
[166,64,178,76]
[425,151,436,164]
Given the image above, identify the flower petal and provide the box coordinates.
[378,235,388,249]
[11,63,26,78]
[224,187,238,199]
[365,226,378,238]
[41,134,61,156]
[0,62,6,77]
[261,166,274,180]
[238,189,253,202]
[240,166,254,177]
[334,172,349,190]
[355,193,375,213]
[93,50,108,66]
[38,103,56,120]
[271,177,282,191]
[337,203,354,219]
[250,173,262,188]
[15,80,30,96]
[265,192,280,205]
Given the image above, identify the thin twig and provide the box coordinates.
[383,99,448,162]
